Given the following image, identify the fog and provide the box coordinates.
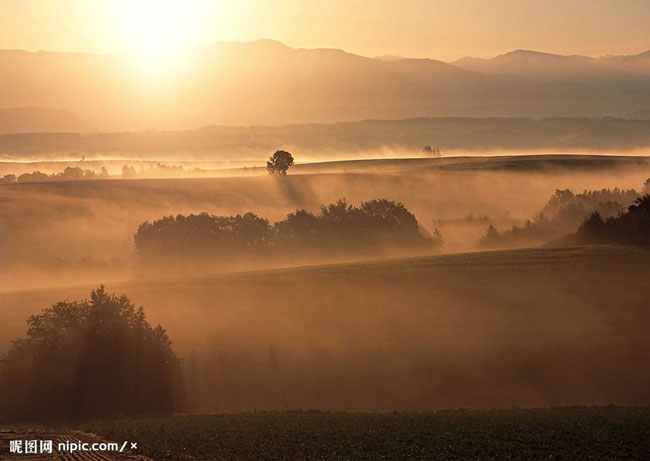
[2,246,649,411]
[2,159,649,291]
[2,153,650,412]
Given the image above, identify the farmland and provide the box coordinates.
[82,408,650,460]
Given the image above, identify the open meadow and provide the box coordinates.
[3,245,650,412]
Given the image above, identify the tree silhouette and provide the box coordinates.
[574,195,650,245]
[134,199,435,260]
[0,286,183,421]
[431,228,444,247]
[274,209,321,246]
[122,164,137,178]
[480,225,500,246]
[134,212,271,258]
[575,211,606,243]
[266,150,294,175]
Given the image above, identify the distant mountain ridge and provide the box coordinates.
[1,41,649,133]
[453,49,650,77]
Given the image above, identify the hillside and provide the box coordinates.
[3,156,649,291]
[292,154,650,174]
[2,245,650,410]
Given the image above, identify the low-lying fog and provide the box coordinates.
[2,246,649,410]
[2,153,650,411]
[1,156,649,291]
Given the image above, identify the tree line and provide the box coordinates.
[480,186,643,248]
[134,198,438,259]
[1,166,109,184]
[571,195,650,245]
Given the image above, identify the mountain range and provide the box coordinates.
[1,40,650,133]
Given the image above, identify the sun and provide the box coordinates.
[121,0,204,56]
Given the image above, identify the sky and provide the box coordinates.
[1,0,649,61]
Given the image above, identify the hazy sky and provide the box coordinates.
[1,0,649,61]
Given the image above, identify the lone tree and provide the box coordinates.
[0,286,183,421]
[267,150,294,175]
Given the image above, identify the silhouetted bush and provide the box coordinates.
[134,199,434,260]
[0,287,183,421]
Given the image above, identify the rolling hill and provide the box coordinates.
[2,245,650,410]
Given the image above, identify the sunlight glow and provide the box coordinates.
[120,0,207,56]
[114,0,221,84]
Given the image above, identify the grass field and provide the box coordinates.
[292,153,650,174]
[82,408,650,460]
[3,245,650,411]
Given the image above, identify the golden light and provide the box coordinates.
[120,0,205,56]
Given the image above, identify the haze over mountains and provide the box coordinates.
[1,40,650,133]
[454,49,650,78]
[3,117,650,161]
